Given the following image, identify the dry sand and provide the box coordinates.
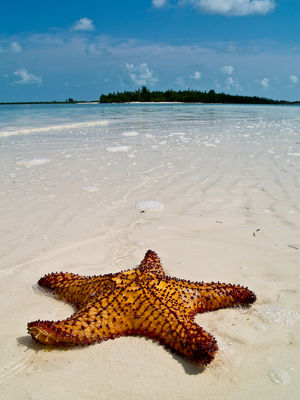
[0,109,299,399]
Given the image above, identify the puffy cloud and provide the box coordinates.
[72,18,95,32]
[221,65,234,74]
[290,75,298,84]
[191,70,202,79]
[14,68,42,85]
[125,62,158,86]
[0,41,22,54]
[10,41,22,53]
[260,77,269,89]
[152,0,167,7]
[2,30,300,101]
[187,0,275,16]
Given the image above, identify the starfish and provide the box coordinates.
[28,250,256,364]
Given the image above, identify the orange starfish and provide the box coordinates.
[28,250,256,364]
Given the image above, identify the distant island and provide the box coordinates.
[99,86,298,105]
[1,88,299,105]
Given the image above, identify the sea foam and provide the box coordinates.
[255,305,299,326]
[122,131,139,137]
[106,146,131,152]
[0,120,109,138]
[81,186,99,192]
[16,158,50,166]
[269,369,290,385]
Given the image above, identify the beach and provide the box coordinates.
[0,103,299,399]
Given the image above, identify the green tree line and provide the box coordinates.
[99,86,289,104]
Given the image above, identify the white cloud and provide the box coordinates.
[152,0,167,7]
[85,43,111,56]
[187,0,275,16]
[290,75,298,84]
[227,44,236,52]
[10,41,22,53]
[191,70,202,79]
[14,68,42,85]
[0,41,22,53]
[72,18,95,32]
[226,76,234,87]
[125,62,158,86]
[260,77,269,89]
[225,76,242,91]
[175,76,185,87]
[221,65,234,74]
[3,30,300,101]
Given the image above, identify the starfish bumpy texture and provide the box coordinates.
[28,250,256,364]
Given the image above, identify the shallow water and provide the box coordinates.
[1,103,300,269]
[1,102,300,137]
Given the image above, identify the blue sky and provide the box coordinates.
[1,0,300,101]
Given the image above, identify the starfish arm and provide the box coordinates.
[165,279,256,314]
[38,272,116,308]
[28,280,154,346]
[138,250,166,278]
[168,322,218,364]
[149,278,256,315]
[189,281,256,313]
[131,290,218,364]
[28,293,135,346]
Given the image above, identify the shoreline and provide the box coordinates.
[1,101,299,106]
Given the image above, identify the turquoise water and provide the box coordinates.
[1,103,300,139]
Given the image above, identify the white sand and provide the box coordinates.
[0,106,300,399]
[135,200,165,211]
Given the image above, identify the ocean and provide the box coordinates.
[1,102,300,139]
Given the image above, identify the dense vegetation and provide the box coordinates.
[1,87,299,105]
[99,86,290,104]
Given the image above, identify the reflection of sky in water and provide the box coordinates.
[1,103,300,140]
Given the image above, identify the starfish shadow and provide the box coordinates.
[17,335,42,350]
[16,336,76,353]
[17,335,205,373]
[170,351,206,375]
